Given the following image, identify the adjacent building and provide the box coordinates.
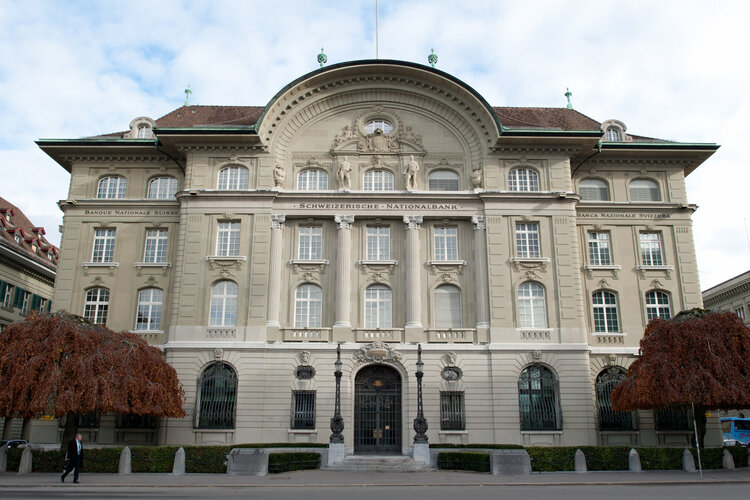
[703,270,750,326]
[35,60,720,450]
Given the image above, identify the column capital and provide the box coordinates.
[403,215,423,230]
[271,214,286,229]
[334,215,355,230]
[471,215,486,231]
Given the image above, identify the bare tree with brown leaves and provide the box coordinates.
[611,308,750,447]
[0,312,185,451]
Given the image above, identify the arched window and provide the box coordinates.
[434,285,461,329]
[294,284,323,328]
[518,282,547,328]
[518,364,560,430]
[135,288,163,331]
[605,127,621,142]
[363,170,394,191]
[596,367,636,431]
[83,287,109,325]
[136,124,152,138]
[364,285,392,328]
[645,290,671,321]
[297,169,328,190]
[508,168,539,192]
[592,290,619,333]
[209,281,238,327]
[364,119,393,134]
[196,362,237,429]
[429,170,459,191]
[97,176,127,199]
[217,166,249,190]
[629,179,660,202]
[579,178,610,201]
[147,177,178,199]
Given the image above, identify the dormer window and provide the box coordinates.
[31,244,37,252]
[4,213,10,223]
[14,234,21,244]
[126,117,156,139]
[137,124,151,138]
[48,253,55,261]
[605,127,621,142]
[601,119,629,142]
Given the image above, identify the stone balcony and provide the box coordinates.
[281,328,331,342]
[354,328,403,342]
[426,328,475,343]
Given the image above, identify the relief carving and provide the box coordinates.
[353,342,403,365]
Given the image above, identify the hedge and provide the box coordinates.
[726,445,749,468]
[268,452,321,473]
[526,447,577,472]
[431,443,524,449]
[579,446,631,471]
[130,446,179,473]
[437,451,490,472]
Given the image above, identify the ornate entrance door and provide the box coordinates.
[354,365,401,453]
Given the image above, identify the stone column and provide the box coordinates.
[265,215,285,341]
[403,216,424,342]
[472,216,490,342]
[333,215,354,342]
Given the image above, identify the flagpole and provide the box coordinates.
[375,0,379,59]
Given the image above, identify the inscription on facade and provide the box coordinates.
[578,212,671,219]
[83,209,179,216]
[297,203,459,211]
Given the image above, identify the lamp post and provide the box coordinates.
[330,343,344,443]
[413,344,428,443]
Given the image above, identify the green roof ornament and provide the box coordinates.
[184,85,192,107]
[317,47,327,68]
[428,48,438,68]
[565,87,572,109]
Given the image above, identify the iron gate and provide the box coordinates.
[354,365,401,453]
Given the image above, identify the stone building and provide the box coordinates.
[35,60,719,450]
[703,270,750,326]
[0,197,57,440]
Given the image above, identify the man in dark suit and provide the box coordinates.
[61,434,83,483]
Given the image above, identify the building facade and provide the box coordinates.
[37,60,720,450]
[0,197,57,440]
[703,270,750,326]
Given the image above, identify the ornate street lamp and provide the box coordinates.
[413,344,428,443]
[330,343,344,443]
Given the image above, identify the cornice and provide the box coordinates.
[61,154,163,163]
[703,281,750,306]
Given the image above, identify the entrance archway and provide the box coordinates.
[354,365,402,453]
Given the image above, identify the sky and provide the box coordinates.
[1,0,748,290]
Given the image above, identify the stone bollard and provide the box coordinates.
[628,448,641,472]
[118,447,131,474]
[574,449,587,473]
[682,448,695,472]
[722,449,735,470]
[0,446,7,473]
[172,447,185,475]
[17,447,32,474]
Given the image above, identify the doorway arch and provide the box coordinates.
[354,364,402,453]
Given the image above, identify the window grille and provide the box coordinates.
[440,391,465,430]
[629,179,660,202]
[363,170,394,191]
[294,284,323,328]
[83,288,109,325]
[366,226,390,260]
[298,226,323,260]
[639,232,664,266]
[115,413,158,429]
[216,222,241,257]
[595,367,637,431]
[147,177,178,199]
[434,285,462,329]
[508,168,539,191]
[97,176,127,199]
[297,169,328,190]
[434,227,458,261]
[429,170,460,191]
[143,229,168,263]
[292,391,316,429]
[588,232,612,266]
[364,285,392,328]
[579,178,610,201]
[92,229,116,262]
[515,223,540,258]
[592,290,619,333]
[217,166,249,190]
[518,282,547,328]
[654,406,692,431]
[645,291,671,321]
[197,363,237,429]
[518,364,560,431]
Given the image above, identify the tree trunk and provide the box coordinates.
[60,411,78,453]
[2,417,13,440]
[694,404,707,449]
[20,418,32,441]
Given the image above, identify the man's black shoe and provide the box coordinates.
[60,475,64,483]
[73,480,79,483]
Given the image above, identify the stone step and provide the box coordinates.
[324,454,432,472]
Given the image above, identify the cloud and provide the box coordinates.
[1,0,748,290]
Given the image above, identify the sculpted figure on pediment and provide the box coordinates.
[338,156,352,190]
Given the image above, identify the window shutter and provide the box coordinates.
[31,294,41,312]
[0,280,6,300]
[13,287,26,308]
[435,286,461,328]
[46,299,52,312]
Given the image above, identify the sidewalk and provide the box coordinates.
[0,469,749,488]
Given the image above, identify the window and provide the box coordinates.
[639,232,664,266]
[217,166,249,190]
[12,286,26,310]
[735,306,746,321]
[508,168,539,192]
[645,291,671,321]
[297,169,328,190]
[434,285,462,329]
[209,281,238,327]
[135,288,163,331]
[14,234,21,244]
[143,229,168,263]
[434,227,458,261]
[596,367,636,431]
[298,226,322,260]
[518,364,560,431]
[364,119,393,134]
[629,179,660,202]
[147,177,178,199]
[0,282,13,309]
[216,222,241,257]
[115,414,158,429]
[83,288,109,325]
[579,179,610,201]
[429,170,459,191]
[515,223,540,258]
[92,229,116,263]
[605,127,621,142]
[518,282,547,329]
[364,285,392,329]
[31,295,46,313]
[294,284,322,328]
[654,406,691,431]
[291,390,316,429]
[588,232,612,266]
[196,362,237,429]
[363,170,394,191]
[136,124,151,138]
[96,176,127,199]
[440,392,465,430]
[366,226,390,260]
[592,290,619,333]
[20,292,30,314]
